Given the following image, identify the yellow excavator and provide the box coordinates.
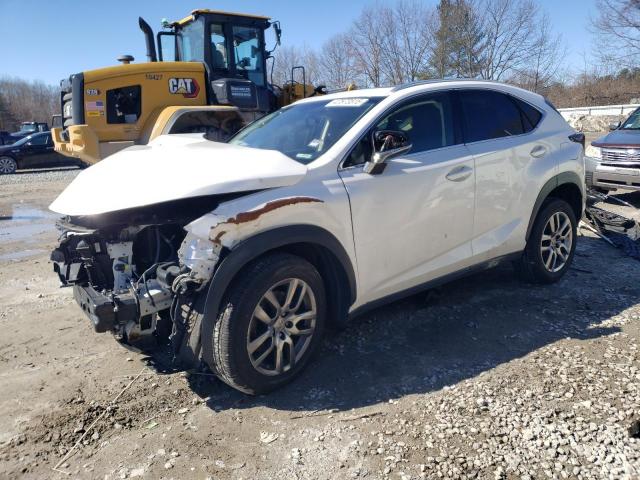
[52,9,326,164]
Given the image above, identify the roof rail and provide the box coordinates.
[390,78,500,92]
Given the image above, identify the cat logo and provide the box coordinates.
[168,78,200,98]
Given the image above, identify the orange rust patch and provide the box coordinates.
[209,196,323,244]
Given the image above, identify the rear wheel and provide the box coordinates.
[207,253,326,394]
[517,198,577,284]
[0,156,17,174]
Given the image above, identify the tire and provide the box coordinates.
[0,156,17,174]
[207,253,327,395]
[517,198,577,284]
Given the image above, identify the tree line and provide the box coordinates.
[272,0,640,107]
[273,0,562,91]
[0,78,58,132]
[1,0,638,131]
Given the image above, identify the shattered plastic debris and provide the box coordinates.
[583,188,640,260]
[259,431,279,444]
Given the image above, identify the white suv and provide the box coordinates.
[50,80,585,394]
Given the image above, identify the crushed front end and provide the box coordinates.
[50,198,224,356]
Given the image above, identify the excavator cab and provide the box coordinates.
[154,10,279,113]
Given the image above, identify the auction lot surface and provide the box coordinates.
[0,169,639,480]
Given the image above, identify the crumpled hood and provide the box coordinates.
[50,134,307,216]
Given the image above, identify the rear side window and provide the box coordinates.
[511,97,543,132]
[460,90,524,142]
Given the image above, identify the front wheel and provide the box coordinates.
[0,156,17,174]
[207,253,326,394]
[517,198,577,284]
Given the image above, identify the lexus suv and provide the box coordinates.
[50,80,585,394]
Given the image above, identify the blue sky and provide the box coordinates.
[1,0,596,86]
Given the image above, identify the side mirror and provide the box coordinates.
[609,121,621,131]
[363,130,412,175]
[273,21,282,46]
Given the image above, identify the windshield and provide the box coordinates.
[621,109,640,130]
[178,18,205,62]
[229,97,383,163]
[20,124,37,133]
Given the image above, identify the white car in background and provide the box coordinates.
[49,80,585,394]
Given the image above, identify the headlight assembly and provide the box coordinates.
[585,145,602,159]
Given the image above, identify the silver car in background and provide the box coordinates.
[585,108,640,192]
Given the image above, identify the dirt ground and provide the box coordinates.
[0,168,639,480]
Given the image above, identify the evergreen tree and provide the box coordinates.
[430,0,484,79]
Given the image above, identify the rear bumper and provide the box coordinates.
[585,155,640,191]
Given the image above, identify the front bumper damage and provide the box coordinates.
[50,210,219,356]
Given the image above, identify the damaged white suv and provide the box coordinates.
[50,80,585,394]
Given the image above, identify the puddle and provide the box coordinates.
[0,204,59,248]
[0,204,57,222]
[0,249,45,261]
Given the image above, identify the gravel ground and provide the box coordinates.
[0,167,80,186]
[0,170,638,480]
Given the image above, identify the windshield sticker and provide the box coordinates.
[296,153,313,160]
[326,98,369,107]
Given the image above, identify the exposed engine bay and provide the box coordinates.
[50,194,235,355]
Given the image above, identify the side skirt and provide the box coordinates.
[348,251,523,320]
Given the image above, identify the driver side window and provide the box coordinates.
[210,23,228,70]
[343,92,456,167]
[28,134,48,146]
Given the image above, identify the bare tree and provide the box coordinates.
[509,13,566,93]
[592,0,640,68]
[319,33,357,89]
[0,77,58,131]
[380,0,433,84]
[300,48,323,87]
[270,45,302,87]
[346,5,386,87]
[478,0,539,80]
[270,44,323,89]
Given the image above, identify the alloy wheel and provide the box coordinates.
[0,156,16,174]
[540,211,573,273]
[246,278,317,376]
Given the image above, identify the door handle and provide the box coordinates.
[446,165,473,182]
[530,145,547,158]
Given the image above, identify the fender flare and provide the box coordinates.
[198,224,357,364]
[526,171,584,241]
